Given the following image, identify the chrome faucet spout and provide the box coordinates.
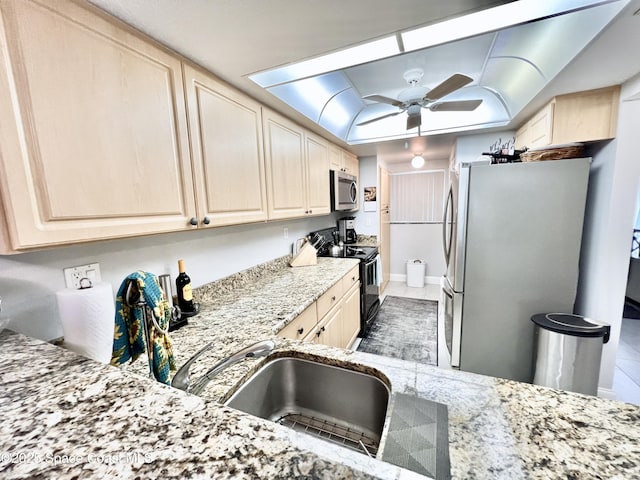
[171,339,276,395]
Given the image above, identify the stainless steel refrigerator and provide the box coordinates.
[441,158,591,383]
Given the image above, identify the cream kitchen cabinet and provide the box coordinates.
[0,0,195,253]
[277,264,361,349]
[263,108,330,220]
[313,305,343,348]
[515,102,554,149]
[183,64,268,227]
[340,282,361,349]
[515,85,620,149]
[329,144,359,176]
[551,86,620,144]
[276,304,317,342]
[314,280,360,349]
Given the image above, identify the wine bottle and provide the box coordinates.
[176,259,194,313]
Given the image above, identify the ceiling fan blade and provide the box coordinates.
[362,94,404,107]
[424,74,473,101]
[406,112,422,130]
[356,110,402,126]
[429,99,483,112]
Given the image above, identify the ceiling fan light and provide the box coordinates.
[411,155,425,168]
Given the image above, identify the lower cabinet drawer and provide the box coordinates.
[277,304,317,341]
[342,264,360,291]
[316,281,344,319]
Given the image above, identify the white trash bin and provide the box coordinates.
[406,260,426,288]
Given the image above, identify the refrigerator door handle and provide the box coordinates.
[442,186,454,267]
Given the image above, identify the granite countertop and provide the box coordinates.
[1,255,639,479]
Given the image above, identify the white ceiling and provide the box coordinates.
[88,0,640,166]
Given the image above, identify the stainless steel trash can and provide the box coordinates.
[531,313,610,396]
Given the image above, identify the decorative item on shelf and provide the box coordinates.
[289,239,318,267]
[520,143,585,162]
[481,148,526,164]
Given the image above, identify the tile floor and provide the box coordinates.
[612,317,640,405]
[377,281,640,406]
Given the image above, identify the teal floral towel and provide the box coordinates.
[111,271,175,384]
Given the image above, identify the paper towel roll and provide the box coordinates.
[56,282,115,364]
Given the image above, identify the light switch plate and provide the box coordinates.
[63,263,101,289]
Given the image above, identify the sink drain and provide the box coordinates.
[276,412,379,457]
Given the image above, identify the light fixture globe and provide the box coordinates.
[411,154,425,168]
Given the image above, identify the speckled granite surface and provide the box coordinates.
[354,235,378,247]
[0,332,391,480]
[2,254,639,480]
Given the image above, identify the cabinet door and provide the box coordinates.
[552,86,620,144]
[328,144,342,171]
[316,306,342,348]
[341,282,361,349]
[262,109,306,219]
[277,304,317,342]
[304,132,330,216]
[0,0,195,251]
[515,102,553,149]
[184,64,267,227]
[342,151,359,176]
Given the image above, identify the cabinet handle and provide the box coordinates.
[297,327,304,335]
[331,295,336,302]
[352,276,356,281]
[308,209,312,214]
[316,326,325,338]
[202,217,211,225]
[189,217,198,226]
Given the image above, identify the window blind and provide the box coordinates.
[390,170,445,223]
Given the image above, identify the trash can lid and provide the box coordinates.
[531,313,610,342]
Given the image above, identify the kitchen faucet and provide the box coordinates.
[171,339,276,395]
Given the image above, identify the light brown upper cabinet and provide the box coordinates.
[341,151,359,176]
[0,0,195,252]
[329,144,359,176]
[183,64,268,227]
[515,85,620,149]
[263,109,330,220]
[304,131,332,217]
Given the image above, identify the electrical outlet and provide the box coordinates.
[63,263,101,289]
[283,227,289,239]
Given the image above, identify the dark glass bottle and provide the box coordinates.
[175,259,194,312]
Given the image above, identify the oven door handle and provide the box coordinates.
[364,254,379,286]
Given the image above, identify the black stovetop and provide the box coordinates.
[309,227,378,261]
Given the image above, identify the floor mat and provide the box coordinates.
[382,393,450,480]
[357,296,438,365]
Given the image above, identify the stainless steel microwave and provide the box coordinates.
[330,170,358,211]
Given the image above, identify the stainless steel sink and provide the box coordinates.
[225,356,390,457]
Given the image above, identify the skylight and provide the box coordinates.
[247,0,628,144]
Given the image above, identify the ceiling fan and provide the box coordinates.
[357,68,483,130]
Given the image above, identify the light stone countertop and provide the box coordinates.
[1,255,639,479]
